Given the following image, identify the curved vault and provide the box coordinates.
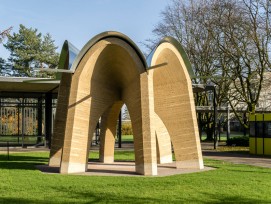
[49,32,203,175]
[147,37,203,169]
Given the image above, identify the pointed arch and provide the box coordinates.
[99,101,123,163]
[148,37,203,169]
[50,32,157,175]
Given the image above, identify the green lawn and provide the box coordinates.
[120,133,249,143]
[121,135,134,142]
[200,132,246,141]
[0,151,271,203]
[0,136,42,146]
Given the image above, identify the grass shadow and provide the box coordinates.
[0,154,48,171]
[0,154,48,162]
[0,198,50,204]
[47,186,269,204]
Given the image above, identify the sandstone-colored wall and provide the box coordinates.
[49,71,72,166]
[99,101,123,163]
[150,43,203,169]
[155,113,172,164]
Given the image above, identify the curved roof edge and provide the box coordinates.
[56,40,79,79]
[146,36,195,78]
[70,31,147,72]
[58,40,79,70]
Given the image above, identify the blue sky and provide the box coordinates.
[0,0,170,60]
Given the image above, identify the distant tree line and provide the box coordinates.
[0,24,59,77]
[146,0,271,140]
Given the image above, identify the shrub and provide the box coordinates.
[226,136,249,147]
[121,123,133,135]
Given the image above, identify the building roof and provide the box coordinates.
[69,31,148,72]
[0,77,59,95]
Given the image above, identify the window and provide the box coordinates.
[249,121,255,137]
[264,122,271,138]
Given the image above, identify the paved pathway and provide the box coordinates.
[202,150,271,168]
[200,142,271,168]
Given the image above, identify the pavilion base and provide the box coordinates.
[37,161,212,177]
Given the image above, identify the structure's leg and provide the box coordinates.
[99,101,123,163]
[59,81,118,173]
[49,73,72,167]
[59,111,88,172]
[151,43,204,169]
[154,81,203,169]
[60,99,98,174]
[123,73,157,176]
[155,113,172,164]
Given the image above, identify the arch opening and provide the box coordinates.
[50,36,157,175]
[98,104,135,163]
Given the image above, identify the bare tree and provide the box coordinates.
[0,27,12,43]
[146,0,229,140]
[147,0,271,135]
[0,27,12,76]
[205,0,271,128]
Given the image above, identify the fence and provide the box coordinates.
[0,97,56,147]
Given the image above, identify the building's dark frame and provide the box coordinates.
[0,91,58,147]
[193,84,219,149]
[0,77,59,148]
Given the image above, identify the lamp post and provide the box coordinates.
[213,86,218,149]
[118,110,122,148]
[227,102,231,141]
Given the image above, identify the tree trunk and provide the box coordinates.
[205,125,214,141]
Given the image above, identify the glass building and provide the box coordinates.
[0,77,59,147]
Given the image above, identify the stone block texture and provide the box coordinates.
[49,32,203,175]
[150,42,204,169]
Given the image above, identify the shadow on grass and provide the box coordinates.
[228,168,271,174]
[36,187,269,204]
[0,154,48,161]
[205,159,271,174]
[0,198,48,204]
[203,151,261,158]
[0,191,268,204]
[0,161,45,171]
[0,154,48,170]
[195,192,269,204]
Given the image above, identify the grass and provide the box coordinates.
[0,136,43,146]
[201,132,246,142]
[0,151,271,203]
[217,146,249,153]
[121,133,245,143]
[121,135,134,142]
[90,150,135,161]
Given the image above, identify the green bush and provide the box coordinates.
[226,136,249,147]
[121,123,133,135]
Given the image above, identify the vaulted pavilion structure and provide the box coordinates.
[49,31,203,175]
[147,37,203,170]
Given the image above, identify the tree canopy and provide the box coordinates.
[3,24,59,77]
